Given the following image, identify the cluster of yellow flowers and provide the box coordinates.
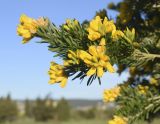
[138,85,149,95]
[103,86,120,102]
[63,45,115,78]
[17,14,48,43]
[48,62,68,88]
[79,45,115,77]
[108,116,128,124]
[48,45,115,87]
[87,16,124,43]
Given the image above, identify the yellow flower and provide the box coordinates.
[19,14,37,32]
[63,25,70,30]
[17,14,37,43]
[17,25,32,41]
[108,116,128,124]
[103,86,120,102]
[150,78,159,86]
[79,45,115,77]
[103,18,116,33]
[63,19,79,30]
[48,62,68,88]
[35,17,48,27]
[138,85,149,95]
[112,30,124,41]
[88,28,101,41]
[99,38,106,46]
[64,50,80,66]
[87,16,116,41]
[89,16,102,31]
[17,14,48,44]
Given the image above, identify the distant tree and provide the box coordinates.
[0,94,18,122]
[32,97,54,121]
[56,98,70,121]
[24,99,33,118]
[85,107,96,119]
[77,107,96,119]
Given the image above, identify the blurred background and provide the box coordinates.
[0,0,160,124]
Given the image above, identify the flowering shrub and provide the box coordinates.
[17,14,160,124]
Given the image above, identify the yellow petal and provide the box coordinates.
[86,67,96,76]
[20,14,28,23]
[22,37,32,44]
[60,78,67,88]
[132,28,135,35]
[97,46,105,54]
[92,56,98,63]
[63,60,70,66]
[79,50,92,60]
[99,55,109,61]
[50,61,57,66]
[88,29,101,41]
[66,19,72,25]
[84,59,92,65]
[50,74,56,79]
[22,31,32,39]
[97,66,104,77]
[63,25,70,30]
[99,60,106,66]
[48,79,56,84]
[99,38,106,46]
[68,53,74,59]
[103,19,116,33]
[105,62,115,73]
[55,77,63,82]
[68,50,76,58]
[17,25,24,35]
[103,17,108,24]
[89,46,97,56]
[112,30,124,40]
[89,16,101,31]
[50,64,58,70]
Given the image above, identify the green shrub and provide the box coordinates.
[32,97,54,121]
[56,98,70,121]
[76,107,96,119]
[24,99,34,118]
[0,94,18,122]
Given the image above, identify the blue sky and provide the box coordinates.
[0,0,129,100]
